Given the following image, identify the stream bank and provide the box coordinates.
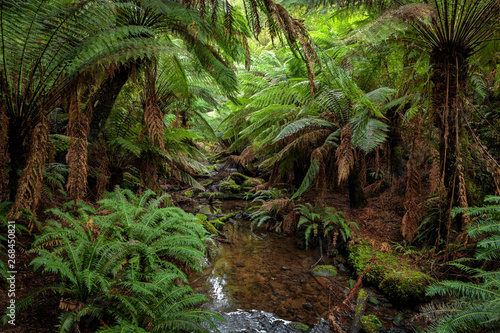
[184,200,421,333]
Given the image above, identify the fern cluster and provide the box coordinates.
[422,196,500,333]
[295,203,357,249]
[6,188,220,332]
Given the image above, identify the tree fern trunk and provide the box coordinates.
[430,49,468,224]
[7,116,31,201]
[387,106,403,179]
[88,63,133,143]
[348,163,367,209]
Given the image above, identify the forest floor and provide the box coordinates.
[1,231,60,332]
[1,174,423,332]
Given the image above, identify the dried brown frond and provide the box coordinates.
[85,218,101,240]
[0,105,8,200]
[250,183,267,193]
[390,3,435,24]
[144,63,165,150]
[59,298,84,312]
[272,129,332,166]
[364,179,384,195]
[8,116,50,223]
[282,210,298,233]
[456,158,470,228]
[336,125,355,185]
[259,0,318,93]
[260,198,293,216]
[230,146,255,167]
[427,145,441,194]
[402,120,424,243]
[311,146,328,200]
[66,86,91,202]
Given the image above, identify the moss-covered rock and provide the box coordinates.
[311,265,338,277]
[360,314,384,333]
[292,322,309,331]
[183,190,194,198]
[198,192,245,200]
[348,240,434,303]
[220,179,241,193]
[194,214,220,235]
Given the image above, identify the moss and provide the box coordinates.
[198,192,245,200]
[292,323,309,331]
[183,190,194,198]
[219,213,235,222]
[220,179,242,193]
[379,270,433,303]
[361,314,384,333]
[242,180,256,189]
[194,214,220,235]
[348,240,434,304]
[311,265,338,277]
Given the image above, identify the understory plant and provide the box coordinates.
[5,188,220,332]
[295,203,357,249]
[421,196,500,333]
[249,187,293,230]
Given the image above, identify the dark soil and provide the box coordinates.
[1,232,60,333]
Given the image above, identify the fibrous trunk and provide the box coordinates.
[430,46,470,231]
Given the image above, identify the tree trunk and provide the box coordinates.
[430,49,467,210]
[348,162,367,209]
[387,106,403,179]
[88,63,133,144]
[7,116,32,201]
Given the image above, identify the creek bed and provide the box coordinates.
[186,201,417,332]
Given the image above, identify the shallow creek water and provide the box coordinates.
[186,201,416,332]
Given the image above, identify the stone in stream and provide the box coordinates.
[207,309,329,333]
[310,265,337,277]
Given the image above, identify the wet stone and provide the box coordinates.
[302,302,313,310]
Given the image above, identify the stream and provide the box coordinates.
[186,200,417,333]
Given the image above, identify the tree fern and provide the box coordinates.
[423,197,500,332]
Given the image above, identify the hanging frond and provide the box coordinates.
[144,63,165,150]
[8,116,49,221]
[336,124,355,184]
[66,87,91,203]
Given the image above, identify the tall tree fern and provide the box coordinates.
[422,196,500,333]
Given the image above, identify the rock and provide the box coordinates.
[338,263,350,273]
[281,267,291,270]
[310,265,338,277]
[348,240,435,304]
[302,302,313,310]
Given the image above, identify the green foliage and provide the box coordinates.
[42,163,68,202]
[422,196,500,333]
[295,203,356,249]
[5,188,219,332]
[249,187,290,230]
